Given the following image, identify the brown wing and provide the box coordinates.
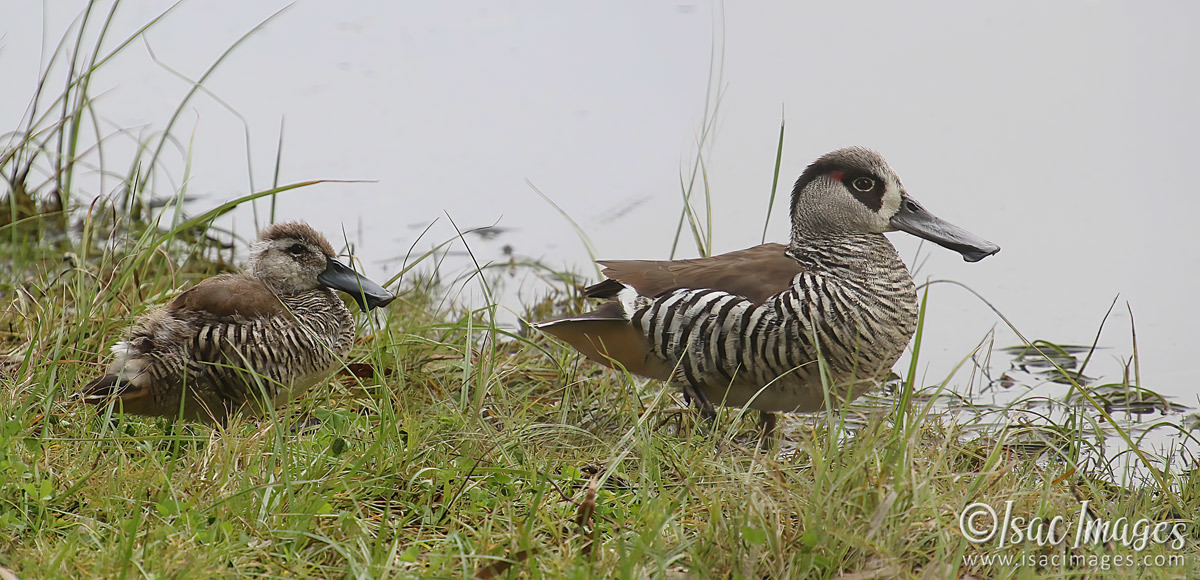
[167,274,286,321]
[595,243,801,305]
[535,302,673,380]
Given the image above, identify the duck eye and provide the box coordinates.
[852,177,875,192]
[287,243,307,255]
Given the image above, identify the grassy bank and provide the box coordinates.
[0,254,1196,579]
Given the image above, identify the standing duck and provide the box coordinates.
[535,147,999,438]
[82,221,395,423]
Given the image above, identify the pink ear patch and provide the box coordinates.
[828,171,844,182]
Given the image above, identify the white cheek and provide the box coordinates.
[878,189,902,229]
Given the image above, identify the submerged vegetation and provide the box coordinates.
[2,3,1197,579]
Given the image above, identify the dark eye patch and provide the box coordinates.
[287,243,307,255]
[840,171,884,211]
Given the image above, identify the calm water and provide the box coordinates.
[5,2,1197,469]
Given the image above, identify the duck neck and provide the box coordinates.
[786,232,904,277]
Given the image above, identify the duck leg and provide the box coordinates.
[758,411,777,448]
[676,378,717,428]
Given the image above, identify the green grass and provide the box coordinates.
[2,3,1198,578]
[1,275,1196,578]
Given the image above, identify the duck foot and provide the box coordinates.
[289,415,323,434]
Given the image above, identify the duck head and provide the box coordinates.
[789,147,1000,262]
[250,221,395,310]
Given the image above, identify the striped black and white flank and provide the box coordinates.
[623,234,918,412]
[94,287,355,421]
[178,292,354,405]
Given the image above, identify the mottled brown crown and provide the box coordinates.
[259,221,336,256]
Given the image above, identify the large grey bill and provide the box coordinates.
[890,195,1000,262]
[317,258,396,310]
